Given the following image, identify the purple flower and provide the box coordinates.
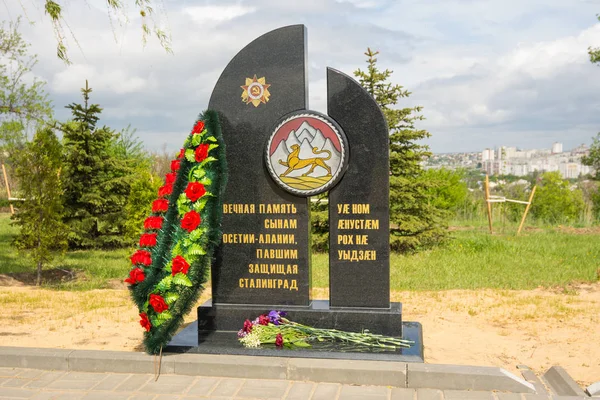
[237,329,247,338]
[268,310,281,325]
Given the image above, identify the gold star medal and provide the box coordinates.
[241,75,271,107]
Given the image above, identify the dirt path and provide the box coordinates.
[1,283,599,386]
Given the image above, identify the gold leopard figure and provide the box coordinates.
[278,145,332,177]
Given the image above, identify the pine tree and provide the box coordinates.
[62,81,135,248]
[12,127,67,285]
[354,49,448,252]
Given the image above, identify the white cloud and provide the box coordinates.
[183,5,256,23]
[3,0,600,153]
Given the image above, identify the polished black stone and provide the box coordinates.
[208,25,310,306]
[197,299,401,335]
[166,319,423,363]
[327,68,391,309]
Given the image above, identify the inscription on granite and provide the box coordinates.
[208,25,311,306]
[327,68,390,309]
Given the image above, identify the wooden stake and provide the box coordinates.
[484,175,493,234]
[517,185,536,235]
[1,164,14,215]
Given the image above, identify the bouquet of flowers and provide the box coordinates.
[238,310,413,350]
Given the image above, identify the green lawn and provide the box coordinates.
[0,214,131,290]
[1,214,598,291]
[314,228,600,290]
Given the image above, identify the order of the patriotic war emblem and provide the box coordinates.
[241,75,271,107]
[265,111,348,197]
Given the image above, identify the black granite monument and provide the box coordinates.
[168,25,423,362]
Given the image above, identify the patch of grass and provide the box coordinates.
[313,229,599,290]
[0,214,131,290]
[2,213,599,291]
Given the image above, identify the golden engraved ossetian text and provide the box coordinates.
[337,219,379,230]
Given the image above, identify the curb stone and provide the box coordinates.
[407,363,535,393]
[542,366,587,397]
[587,381,600,397]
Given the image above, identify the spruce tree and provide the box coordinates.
[62,81,134,248]
[354,49,448,251]
[12,127,68,285]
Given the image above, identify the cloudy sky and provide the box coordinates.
[4,0,600,153]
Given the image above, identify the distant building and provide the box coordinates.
[552,142,563,154]
[478,142,591,178]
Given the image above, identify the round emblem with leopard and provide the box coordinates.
[265,111,348,197]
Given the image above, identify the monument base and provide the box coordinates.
[165,300,424,362]
[195,299,403,336]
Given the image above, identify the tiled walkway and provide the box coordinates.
[0,368,589,400]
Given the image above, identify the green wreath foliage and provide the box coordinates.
[124,110,227,354]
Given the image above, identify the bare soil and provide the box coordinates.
[1,281,599,386]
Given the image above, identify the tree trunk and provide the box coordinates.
[37,261,42,286]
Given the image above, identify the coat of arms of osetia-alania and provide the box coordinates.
[265,111,348,197]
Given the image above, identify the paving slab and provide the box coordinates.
[23,371,67,389]
[283,382,315,400]
[311,383,341,400]
[82,393,131,400]
[185,376,221,396]
[0,347,71,371]
[407,364,535,393]
[114,374,154,391]
[235,379,290,399]
[496,393,524,400]
[542,367,586,397]
[338,384,390,399]
[209,377,244,397]
[90,373,131,390]
[287,358,406,387]
[138,374,196,394]
[442,389,495,399]
[390,387,415,400]
[416,388,443,400]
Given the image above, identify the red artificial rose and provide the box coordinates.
[139,313,151,332]
[258,314,270,326]
[243,319,253,333]
[152,199,169,213]
[184,182,206,202]
[165,172,177,185]
[139,233,157,247]
[124,267,145,284]
[192,120,205,134]
[158,184,173,198]
[171,255,190,276]
[144,216,163,230]
[195,144,210,162]
[181,210,201,232]
[131,250,152,266]
[149,294,169,313]
[171,159,181,172]
[178,148,185,159]
[275,333,283,348]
